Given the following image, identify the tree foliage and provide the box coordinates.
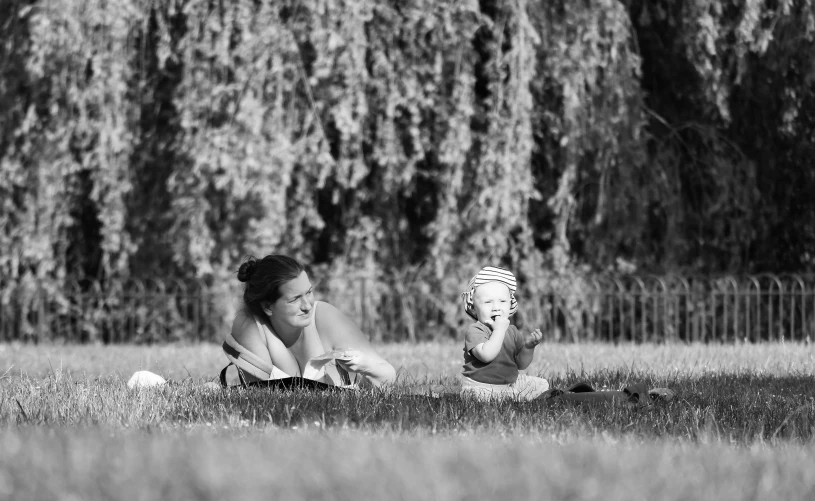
[2,0,815,341]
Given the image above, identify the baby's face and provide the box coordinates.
[472,281,511,322]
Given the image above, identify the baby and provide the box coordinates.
[460,266,550,400]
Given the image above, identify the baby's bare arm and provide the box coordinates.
[515,328,543,369]
[470,315,510,363]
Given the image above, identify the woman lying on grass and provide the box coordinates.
[222,254,396,388]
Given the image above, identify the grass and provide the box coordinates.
[1,340,815,500]
[5,339,815,380]
[3,430,815,501]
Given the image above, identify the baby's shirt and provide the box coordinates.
[461,321,525,385]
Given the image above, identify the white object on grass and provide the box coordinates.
[127,370,167,389]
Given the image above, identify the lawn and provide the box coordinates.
[1,341,815,500]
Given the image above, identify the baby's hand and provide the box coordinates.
[486,313,510,332]
[524,328,544,348]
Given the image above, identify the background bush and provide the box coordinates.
[2,0,814,342]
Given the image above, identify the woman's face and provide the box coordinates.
[263,271,315,330]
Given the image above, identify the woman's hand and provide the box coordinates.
[332,349,364,372]
[315,302,397,387]
[334,348,396,386]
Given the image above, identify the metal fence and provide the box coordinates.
[1,274,814,343]
[521,274,815,343]
[0,278,227,344]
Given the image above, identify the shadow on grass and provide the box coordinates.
[170,371,815,443]
[3,369,814,444]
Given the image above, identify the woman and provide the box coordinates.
[221,254,396,387]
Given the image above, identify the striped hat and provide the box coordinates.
[461,266,518,320]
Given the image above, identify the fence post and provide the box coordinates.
[360,277,368,337]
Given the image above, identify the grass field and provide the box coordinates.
[2,341,815,500]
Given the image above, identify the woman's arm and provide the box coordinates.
[315,302,397,387]
[229,313,275,382]
[230,310,300,380]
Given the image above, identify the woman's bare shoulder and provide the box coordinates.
[315,300,342,320]
[231,309,261,344]
[314,301,355,331]
[229,308,275,367]
[314,301,370,345]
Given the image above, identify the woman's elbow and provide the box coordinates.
[371,360,397,386]
[381,361,397,384]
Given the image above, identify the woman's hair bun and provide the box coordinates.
[237,259,257,282]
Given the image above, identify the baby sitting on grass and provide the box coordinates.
[460,266,550,400]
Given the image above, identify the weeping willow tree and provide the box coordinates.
[616,0,815,273]
[0,0,138,283]
[2,0,815,341]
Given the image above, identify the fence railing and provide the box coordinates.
[520,274,815,343]
[1,274,814,343]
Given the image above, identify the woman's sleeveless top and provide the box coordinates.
[222,301,352,386]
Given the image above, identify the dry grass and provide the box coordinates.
[1,341,815,500]
[4,340,814,381]
[2,429,815,501]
